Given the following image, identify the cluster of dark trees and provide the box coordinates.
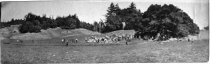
[97,3,199,40]
[0,13,94,33]
[0,2,200,41]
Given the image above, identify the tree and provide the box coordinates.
[72,14,81,28]
[104,3,122,32]
[129,2,136,9]
[79,22,94,30]
[24,13,41,21]
[204,26,209,30]
[104,2,143,32]
[98,20,105,32]
[93,21,99,31]
[106,3,121,17]
[120,2,142,30]
[176,24,190,37]
[135,4,200,41]
[19,21,41,33]
[55,15,78,29]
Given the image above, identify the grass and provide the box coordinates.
[1,29,209,63]
[1,39,209,63]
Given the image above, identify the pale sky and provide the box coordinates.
[1,0,209,29]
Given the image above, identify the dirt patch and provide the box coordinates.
[73,28,101,35]
[41,27,62,38]
[10,27,62,40]
[10,33,51,40]
[9,28,102,40]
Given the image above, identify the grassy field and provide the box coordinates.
[1,30,209,63]
[1,39,209,63]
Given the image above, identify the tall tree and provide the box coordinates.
[120,2,143,30]
[72,14,80,28]
[104,3,122,32]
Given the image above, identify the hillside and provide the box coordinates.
[6,27,102,40]
[1,25,208,41]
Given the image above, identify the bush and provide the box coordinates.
[204,26,209,30]
[18,21,41,33]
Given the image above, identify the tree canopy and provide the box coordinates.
[136,4,199,40]
[103,2,143,33]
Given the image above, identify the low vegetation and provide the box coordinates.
[204,26,209,30]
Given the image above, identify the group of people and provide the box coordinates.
[60,34,134,45]
[15,38,78,46]
[158,36,198,44]
[14,34,134,46]
[61,38,78,46]
[85,34,134,45]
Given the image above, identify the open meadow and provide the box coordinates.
[1,1,209,64]
[1,29,209,63]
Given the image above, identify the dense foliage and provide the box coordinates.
[102,3,143,33]
[137,4,200,40]
[204,26,209,30]
[0,3,200,41]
